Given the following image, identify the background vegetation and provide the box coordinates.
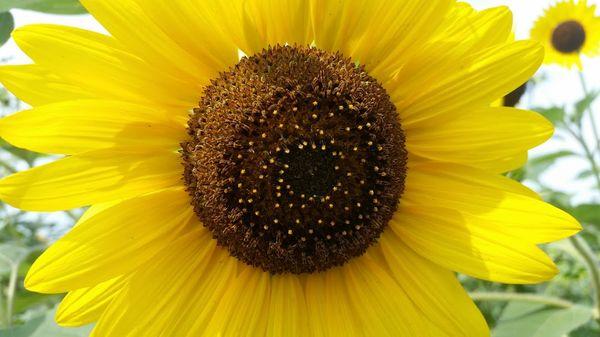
[0,1,599,336]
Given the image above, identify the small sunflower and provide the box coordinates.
[0,1,580,336]
[501,82,529,107]
[531,0,600,69]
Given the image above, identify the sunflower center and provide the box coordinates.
[503,82,528,107]
[552,20,586,53]
[182,45,407,274]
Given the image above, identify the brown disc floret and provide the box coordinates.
[182,45,407,274]
[552,20,586,53]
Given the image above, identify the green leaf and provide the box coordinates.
[0,0,87,15]
[0,309,92,337]
[574,91,599,124]
[533,106,566,125]
[13,293,61,316]
[0,11,14,47]
[570,204,600,225]
[576,169,594,180]
[493,302,593,337]
[526,150,576,179]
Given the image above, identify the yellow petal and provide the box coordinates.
[353,0,453,81]
[0,148,183,212]
[392,206,559,284]
[385,6,513,104]
[25,189,193,293]
[404,163,581,243]
[309,0,366,54]
[12,24,197,108]
[201,268,271,337]
[310,0,452,82]
[129,0,239,71]
[393,41,543,126]
[305,271,365,337]
[0,100,186,155]
[435,5,513,50]
[77,201,120,225]
[240,0,313,55]
[90,229,238,337]
[80,0,218,85]
[266,275,308,337]
[56,276,126,327]
[380,233,490,337]
[341,257,428,336]
[406,107,553,173]
[484,152,529,174]
[0,65,94,106]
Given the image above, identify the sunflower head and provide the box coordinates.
[531,0,600,69]
[502,82,529,107]
[182,45,407,274]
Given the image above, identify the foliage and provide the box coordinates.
[0,0,86,15]
[493,303,593,337]
[0,309,92,337]
[471,77,600,336]
[0,13,14,47]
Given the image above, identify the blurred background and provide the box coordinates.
[0,0,599,336]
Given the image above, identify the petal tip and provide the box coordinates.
[23,270,42,292]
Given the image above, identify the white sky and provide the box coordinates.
[0,0,598,204]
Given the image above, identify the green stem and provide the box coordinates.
[0,160,16,174]
[578,72,600,151]
[564,115,600,321]
[5,262,18,328]
[470,292,574,309]
[565,125,600,190]
[569,235,600,321]
[0,255,9,328]
[64,210,79,222]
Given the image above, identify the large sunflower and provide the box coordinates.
[0,1,580,336]
[531,0,600,69]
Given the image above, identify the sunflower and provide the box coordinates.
[500,82,529,107]
[531,0,600,69]
[0,1,580,336]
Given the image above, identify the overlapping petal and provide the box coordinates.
[0,100,185,155]
[391,41,544,126]
[0,65,94,106]
[404,163,581,243]
[0,148,182,211]
[25,188,193,292]
[380,234,489,337]
[406,107,553,172]
[12,24,197,108]
[56,276,126,327]
[310,0,453,82]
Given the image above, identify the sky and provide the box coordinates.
[0,0,599,204]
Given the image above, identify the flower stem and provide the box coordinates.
[569,235,600,321]
[5,262,18,328]
[563,96,600,321]
[0,160,16,174]
[469,292,574,309]
[578,72,600,151]
[565,125,600,189]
